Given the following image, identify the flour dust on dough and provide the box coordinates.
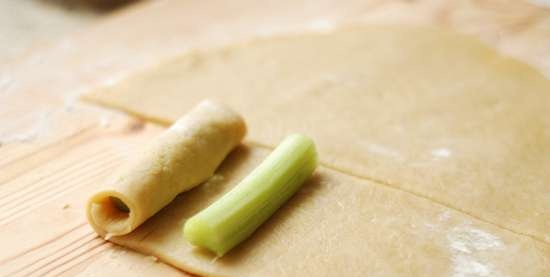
[108,145,550,277]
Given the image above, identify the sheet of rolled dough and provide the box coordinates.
[109,145,550,277]
[85,26,550,243]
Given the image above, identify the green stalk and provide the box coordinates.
[183,134,318,256]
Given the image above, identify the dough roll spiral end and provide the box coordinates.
[86,100,246,236]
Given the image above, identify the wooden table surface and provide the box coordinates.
[1,0,549,276]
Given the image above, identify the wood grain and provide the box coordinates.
[1,0,549,276]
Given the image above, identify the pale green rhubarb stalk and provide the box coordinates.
[183,134,318,256]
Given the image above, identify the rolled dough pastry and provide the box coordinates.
[85,26,550,243]
[86,101,245,236]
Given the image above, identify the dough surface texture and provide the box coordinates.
[110,145,550,277]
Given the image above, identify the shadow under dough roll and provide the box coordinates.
[86,100,246,236]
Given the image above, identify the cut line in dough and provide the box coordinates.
[107,144,550,277]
